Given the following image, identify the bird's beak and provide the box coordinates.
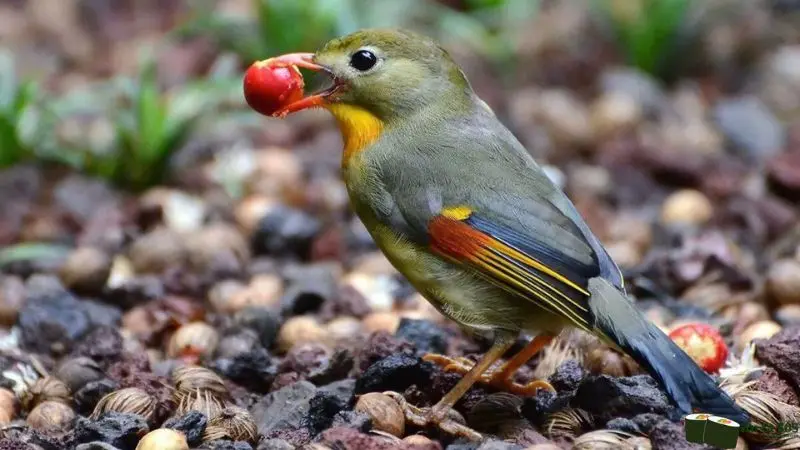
[263,52,342,118]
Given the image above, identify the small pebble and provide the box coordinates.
[362,312,401,334]
[326,316,364,343]
[277,316,329,352]
[767,258,800,305]
[740,320,782,349]
[590,91,642,140]
[660,189,713,226]
[775,304,800,326]
[59,246,112,294]
[128,227,187,274]
[234,195,278,237]
[168,322,220,361]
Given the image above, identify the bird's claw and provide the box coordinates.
[383,391,483,441]
[422,353,557,396]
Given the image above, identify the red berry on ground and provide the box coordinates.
[243,60,305,116]
[668,322,729,373]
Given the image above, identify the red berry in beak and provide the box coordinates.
[243,61,305,117]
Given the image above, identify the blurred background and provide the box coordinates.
[2,0,800,356]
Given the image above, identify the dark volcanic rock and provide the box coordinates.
[395,318,450,354]
[522,360,585,423]
[18,280,92,354]
[330,410,371,432]
[162,410,207,447]
[72,413,148,450]
[754,366,800,406]
[573,374,673,420]
[252,204,321,259]
[632,413,665,434]
[234,307,281,350]
[650,419,713,450]
[606,417,641,434]
[257,439,294,450]
[754,326,800,391]
[211,347,277,393]
[307,379,356,433]
[355,354,434,394]
[71,326,124,367]
[317,427,399,450]
[280,264,338,315]
[251,381,317,446]
[355,331,417,373]
[74,379,119,415]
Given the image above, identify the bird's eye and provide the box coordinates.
[350,50,377,71]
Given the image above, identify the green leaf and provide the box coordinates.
[0,243,72,268]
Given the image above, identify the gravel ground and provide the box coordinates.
[3,1,800,449]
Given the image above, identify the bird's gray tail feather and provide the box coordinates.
[588,277,750,425]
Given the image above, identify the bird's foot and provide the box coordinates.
[422,353,556,396]
[383,391,483,441]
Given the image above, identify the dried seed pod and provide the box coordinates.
[136,428,189,450]
[573,430,634,449]
[726,381,800,443]
[544,408,593,440]
[205,405,258,444]
[0,388,16,424]
[524,444,562,450]
[354,392,405,438]
[533,336,582,380]
[27,400,75,433]
[56,357,104,392]
[201,424,231,442]
[22,376,71,411]
[402,435,436,446]
[626,436,652,450]
[172,366,230,401]
[176,389,225,419]
[91,387,156,422]
[167,322,220,362]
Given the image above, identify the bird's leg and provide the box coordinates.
[389,339,516,440]
[423,334,557,395]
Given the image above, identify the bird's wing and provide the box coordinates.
[373,109,624,334]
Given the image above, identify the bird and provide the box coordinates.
[262,28,750,437]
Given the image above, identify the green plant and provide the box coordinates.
[593,0,744,82]
[51,54,243,192]
[0,50,54,168]
[177,0,538,67]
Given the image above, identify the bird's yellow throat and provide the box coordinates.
[325,104,383,166]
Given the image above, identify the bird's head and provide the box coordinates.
[270,28,474,124]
